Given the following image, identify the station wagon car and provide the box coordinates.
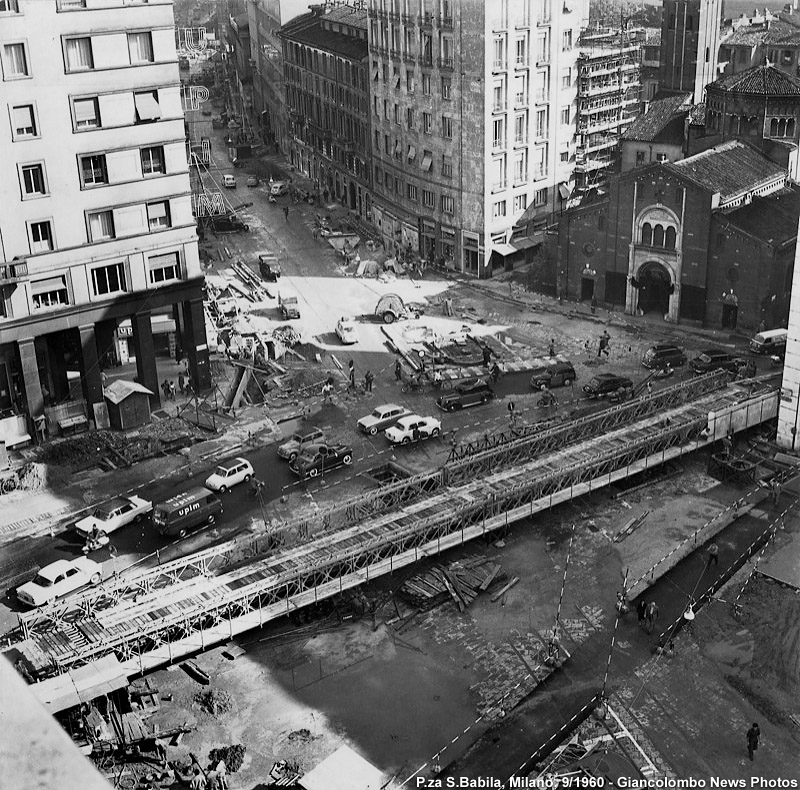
[289,443,353,479]
[277,427,326,462]
[204,457,254,492]
[583,374,634,398]
[690,349,740,375]
[436,379,494,412]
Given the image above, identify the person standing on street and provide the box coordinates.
[598,330,611,358]
[549,338,556,357]
[706,542,719,569]
[747,722,760,761]
[283,204,290,222]
[348,359,356,390]
[771,477,782,506]
[321,381,333,404]
[178,371,186,394]
[482,344,492,367]
[364,370,374,392]
[636,599,647,628]
[394,359,402,381]
[645,600,659,634]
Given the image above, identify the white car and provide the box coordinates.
[336,317,359,345]
[204,457,255,493]
[222,174,237,188]
[357,403,412,435]
[74,495,153,537]
[385,414,442,445]
[16,558,103,608]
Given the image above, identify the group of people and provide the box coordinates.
[160,372,192,401]
[636,599,660,634]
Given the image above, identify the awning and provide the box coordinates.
[407,145,416,161]
[493,243,518,256]
[134,92,161,121]
[31,655,128,714]
[558,182,573,200]
[394,140,402,156]
[73,99,97,124]
[512,237,540,250]
[31,276,65,294]
[421,152,433,171]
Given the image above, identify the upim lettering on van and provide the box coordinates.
[152,488,222,538]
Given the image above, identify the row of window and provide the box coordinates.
[374,169,454,212]
[23,195,175,255]
[0,0,156,10]
[1,30,167,81]
[375,106,454,136]
[29,251,182,311]
[9,89,174,142]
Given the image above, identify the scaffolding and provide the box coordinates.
[14,380,778,678]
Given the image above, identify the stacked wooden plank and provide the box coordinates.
[399,557,505,611]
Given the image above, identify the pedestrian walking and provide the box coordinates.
[394,359,402,381]
[321,381,333,404]
[482,344,492,367]
[771,477,782,506]
[636,599,647,628]
[283,205,290,221]
[161,379,170,400]
[348,359,356,390]
[364,370,374,392]
[645,600,659,634]
[590,295,597,314]
[491,362,501,383]
[169,380,176,400]
[549,338,556,357]
[706,541,719,569]
[746,722,760,761]
[507,400,517,426]
[598,331,611,358]
[312,226,318,240]
[178,371,186,394]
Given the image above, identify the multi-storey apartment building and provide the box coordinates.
[367,0,588,278]
[573,30,640,196]
[0,0,209,438]
[280,5,373,218]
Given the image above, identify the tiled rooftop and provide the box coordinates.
[622,94,691,142]
[709,64,800,95]
[723,184,800,245]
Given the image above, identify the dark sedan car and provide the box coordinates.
[289,443,353,480]
[690,349,740,375]
[436,379,495,412]
[583,373,634,398]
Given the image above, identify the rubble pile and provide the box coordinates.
[193,689,234,716]
[271,325,301,346]
[14,462,48,491]
[208,744,246,772]
[36,431,128,466]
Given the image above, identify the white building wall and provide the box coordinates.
[0,0,198,322]
[777,213,800,449]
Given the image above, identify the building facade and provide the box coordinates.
[280,5,372,218]
[659,0,722,103]
[247,0,290,149]
[367,0,589,278]
[573,30,640,197]
[0,0,209,435]
[556,140,796,331]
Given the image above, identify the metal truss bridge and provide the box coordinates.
[13,375,777,677]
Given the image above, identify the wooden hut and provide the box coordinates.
[104,380,153,430]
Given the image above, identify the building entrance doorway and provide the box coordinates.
[636,262,672,315]
[581,277,595,301]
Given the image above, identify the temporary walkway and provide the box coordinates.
[12,376,778,678]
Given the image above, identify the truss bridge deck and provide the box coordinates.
[14,380,778,677]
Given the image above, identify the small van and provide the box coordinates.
[152,488,223,538]
[529,357,577,389]
[749,328,787,355]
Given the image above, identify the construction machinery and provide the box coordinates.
[375,293,419,324]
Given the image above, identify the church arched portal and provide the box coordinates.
[636,261,672,316]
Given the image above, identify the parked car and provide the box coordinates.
[17,558,102,608]
[153,488,223,538]
[336,317,359,345]
[436,379,495,412]
[222,174,237,189]
[690,349,740,375]
[74,495,153,537]
[277,427,326,462]
[290,443,353,479]
[279,292,300,320]
[385,414,442,445]
[270,181,289,196]
[583,373,634,398]
[749,328,787,355]
[357,403,412,435]
[258,254,281,282]
[204,457,255,492]
[642,344,687,370]
[529,358,577,389]
[246,175,259,187]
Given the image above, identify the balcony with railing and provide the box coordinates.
[537,14,551,24]
[515,92,528,107]
[401,12,414,24]
[514,133,527,147]
[513,172,528,186]
[536,50,550,65]
[533,165,548,179]
[438,14,453,29]
[492,137,506,150]
[534,126,547,141]
[491,179,508,192]
[419,11,433,28]
[534,88,548,104]
[0,261,28,284]
[493,99,507,113]
[515,56,529,69]
[403,51,416,64]
[493,58,507,72]
[420,52,434,67]
[438,56,454,70]
[387,11,399,22]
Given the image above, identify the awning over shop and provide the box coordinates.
[407,145,416,161]
[30,655,128,714]
[559,182,573,200]
[493,243,518,256]
[421,152,433,171]
[134,92,161,122]
[512,237,540,250]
